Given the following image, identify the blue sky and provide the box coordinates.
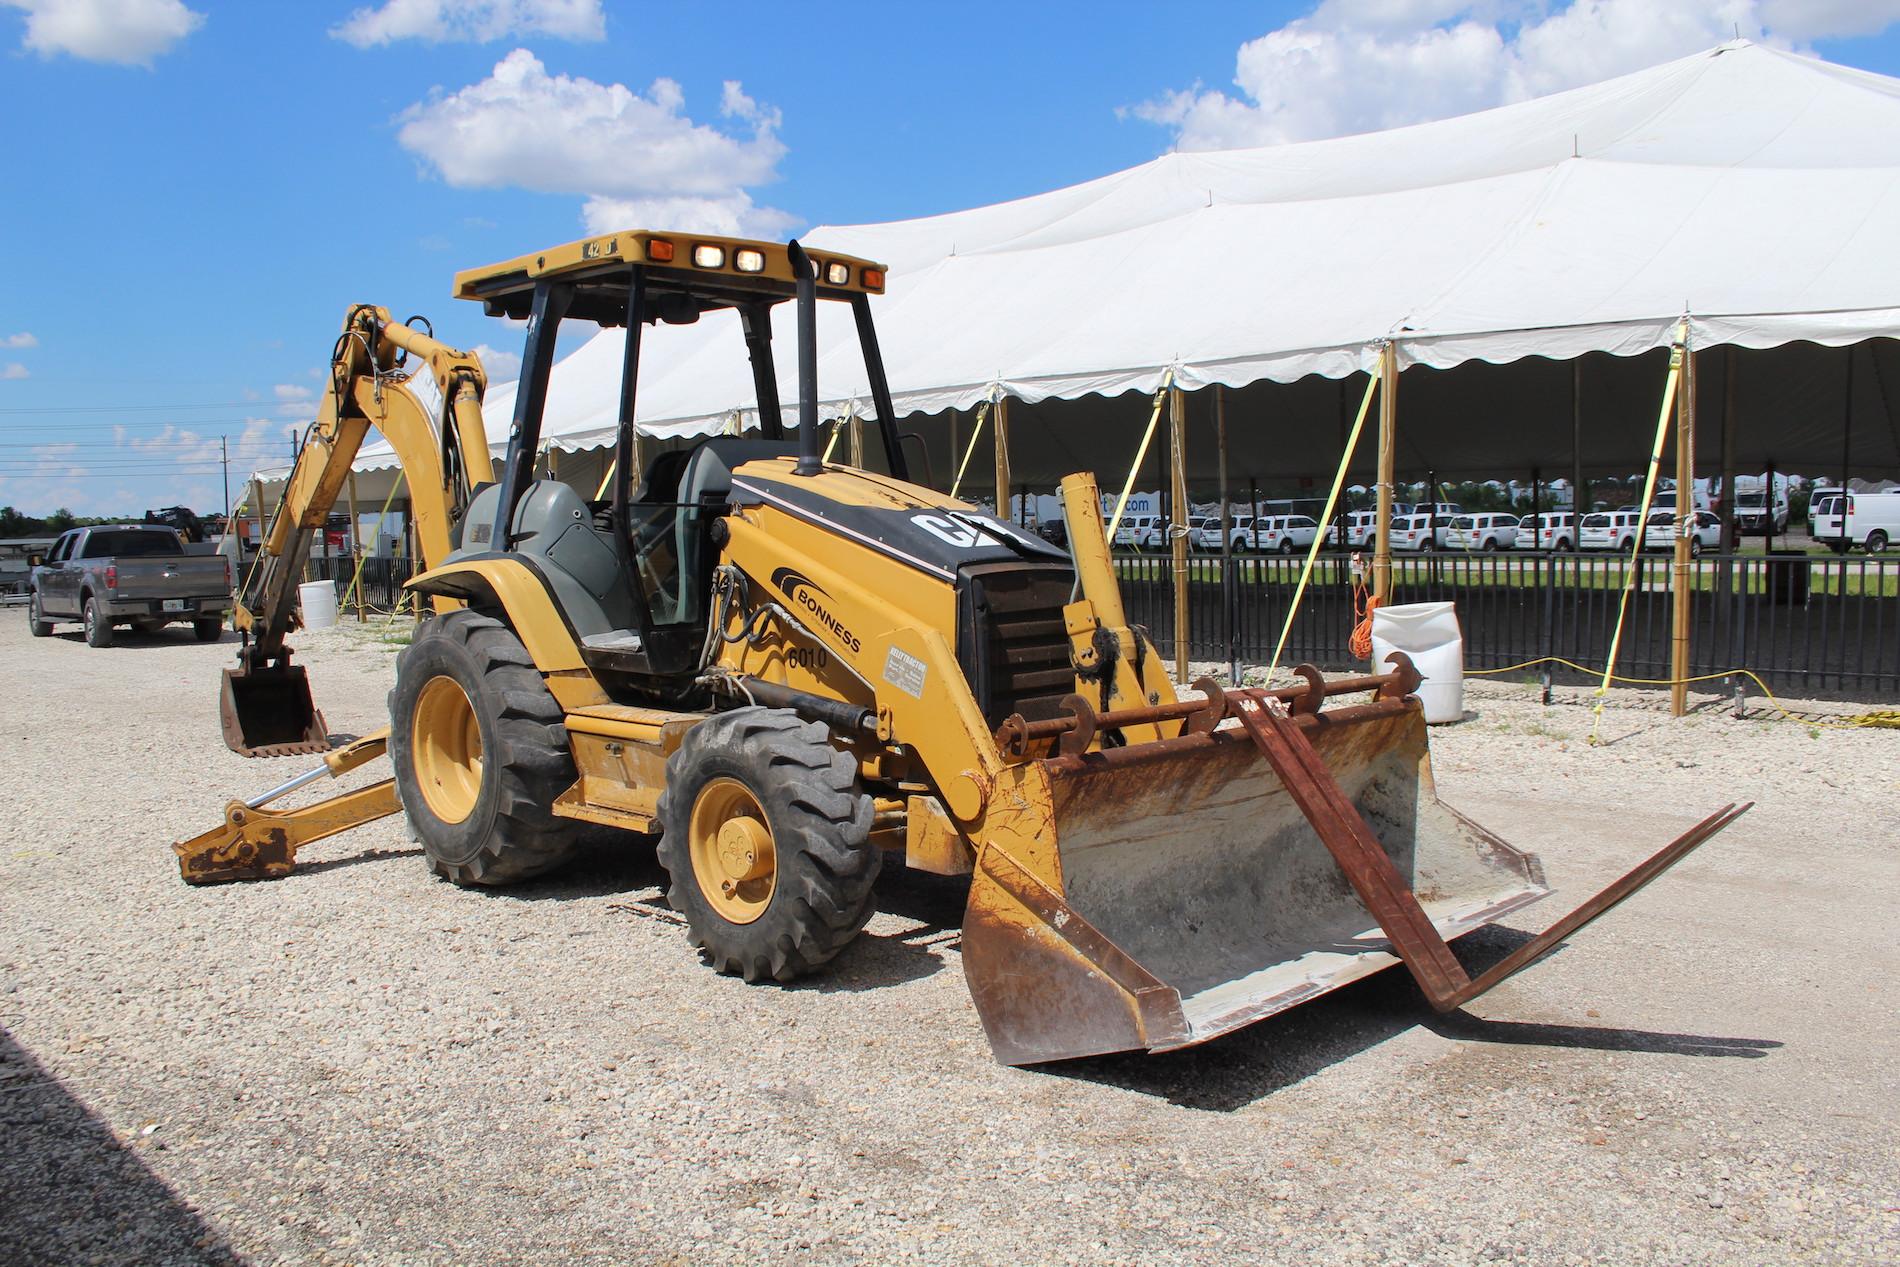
[4,0,1900,516]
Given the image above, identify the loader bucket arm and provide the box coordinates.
[963,655,1748,1066]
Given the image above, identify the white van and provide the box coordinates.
[1811,491,1900,552]
[1734,485,1789,533]
[1579,510,1643,551]
[1443,513,1520,551]
[1515,512,1577,550]
[1641,509,1722,556]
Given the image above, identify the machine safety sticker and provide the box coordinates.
[883,646,928,699]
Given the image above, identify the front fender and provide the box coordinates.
[407,557,596,687]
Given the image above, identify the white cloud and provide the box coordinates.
[580,191,799,239]
[471,342,522,382]
[273,382,316,418]
[4,0,204,66]
[2,363,28,380]
[1131,1,1900,150]
[2,332,36,348]
[332,0,603,47]
[397,49,796,237]
[125,416,300,478]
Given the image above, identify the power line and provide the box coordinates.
[0,399,297,415]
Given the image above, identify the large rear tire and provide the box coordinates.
[193,617,223,642]
[388,609,580,886]
[657,707,877,983]
[83,596,112,648]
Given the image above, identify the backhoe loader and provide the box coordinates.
[176,229,1745,1065]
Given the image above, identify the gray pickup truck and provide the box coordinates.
[27,524,232,647]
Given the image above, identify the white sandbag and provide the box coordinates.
[1371,600,1464,723]
[298,580,339,630]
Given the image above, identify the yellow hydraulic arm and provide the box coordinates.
[221,306,497,757]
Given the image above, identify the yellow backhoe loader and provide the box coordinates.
[176,230,1745,1065]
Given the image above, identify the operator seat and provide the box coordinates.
[671,438,796,620]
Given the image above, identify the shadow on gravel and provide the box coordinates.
[294,846,423,876]
[0,1027,244,1266]
[49,629,224,651]
[1040,925,1781,1112]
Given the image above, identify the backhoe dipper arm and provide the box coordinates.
[222,306,496,756]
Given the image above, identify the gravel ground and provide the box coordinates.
[1,613,1896,1266]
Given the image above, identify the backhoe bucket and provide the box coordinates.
[219,663,331,758]
[964,699,1549,1066]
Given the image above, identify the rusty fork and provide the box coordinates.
[1225,676,1749,1011]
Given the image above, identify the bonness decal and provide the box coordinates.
[769,567,863,654]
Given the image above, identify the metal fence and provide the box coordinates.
[1114,549,1900,697]
[305,554,418,614]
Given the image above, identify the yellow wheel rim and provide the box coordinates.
[689,777,777,924]
[412,675,484,824]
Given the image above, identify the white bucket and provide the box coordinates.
[1371,600,1464,723]
[298,580,339,631]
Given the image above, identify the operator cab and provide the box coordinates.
[449,230,904,699]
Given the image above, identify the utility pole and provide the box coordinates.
[221,436,231,523]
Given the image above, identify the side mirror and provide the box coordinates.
[27,554,44,567]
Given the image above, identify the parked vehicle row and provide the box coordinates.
[1101,497,1892,556]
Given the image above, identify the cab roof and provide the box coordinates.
[452,229,886,326]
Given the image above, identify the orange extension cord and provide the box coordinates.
[1349,580,1379,660]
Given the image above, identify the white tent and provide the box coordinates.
[329,39,1900,488]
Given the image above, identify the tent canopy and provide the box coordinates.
[329,40,1900,486]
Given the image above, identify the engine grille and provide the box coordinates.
[957,562,1076,726]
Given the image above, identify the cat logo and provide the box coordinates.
[911,512,1006,550]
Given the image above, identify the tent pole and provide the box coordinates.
[1841,345,1855,560]
[1248,476,1260,551]
[1671,344,1697,717]
[1572,358,1585,531]
[1169,384,1190,683]
[347,473,365,623]
[947,408,960,492]
[993,395,1011,519]
[1534,465,1550,704]
[1216,385,1237,685]
[1373,344,1397,603]
[849,411,865,469]
[1721,348,1737,551]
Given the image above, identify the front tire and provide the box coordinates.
[83,597,112,648]
[657,707,877,983]
[388,609,579,886]
[27,592,51,637]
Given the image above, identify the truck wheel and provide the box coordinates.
[83,596,113,648]
[193,617,223,642]
[657,707,878,983]
[27,592,51,637]
[388,609,579,886]
[1866,530,1888,553]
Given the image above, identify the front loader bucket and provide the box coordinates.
[965,667,1745,1067]
[219,663,331,758]
[964,699,1550,1066]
